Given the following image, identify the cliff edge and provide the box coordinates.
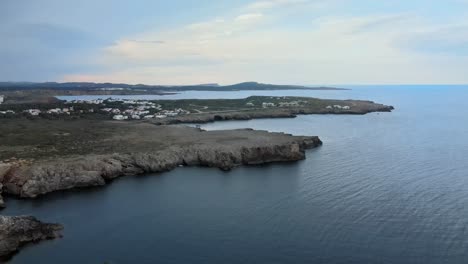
[0,123,321,204]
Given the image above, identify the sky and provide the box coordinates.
[1,0,468,85]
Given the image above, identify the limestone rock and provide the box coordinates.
[3,135,321,200]
[0,216,63,260]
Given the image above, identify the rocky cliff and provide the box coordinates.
[0,163,10,208]
[0,127,321,259]
[0,129,321,202]
[0,216,63,260]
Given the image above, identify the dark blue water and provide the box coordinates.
[5,85,468,263]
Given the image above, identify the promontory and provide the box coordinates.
[0,95,393,259]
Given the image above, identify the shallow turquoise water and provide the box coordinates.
[5,85,468,263]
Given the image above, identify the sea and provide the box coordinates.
[4,85,468,263]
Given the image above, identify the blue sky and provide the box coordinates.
[1,0,468,84]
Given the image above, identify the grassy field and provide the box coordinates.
[152,96,346,113]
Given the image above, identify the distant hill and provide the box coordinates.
[0,81,348,92]
[219,82,346,91]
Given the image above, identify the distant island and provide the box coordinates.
[0,81,347,92]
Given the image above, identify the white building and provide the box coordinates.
[262,102,275,108]
[0,95,4,104]
[342,106,351,110]
[23,109,41,116]
[47,108,61,114]
[166,112,178,117]
[113,115,126,120]
[279,101,299,107]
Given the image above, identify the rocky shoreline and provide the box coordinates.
[0,133,321,201]
[0,98,394,260]
[151,100,394,125]
[0,216,63,261]
[0,127,321,259]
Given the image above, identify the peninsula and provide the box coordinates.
[0,95,393,260]
[0,96,393,121]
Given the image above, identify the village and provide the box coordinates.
[0,98,192,120]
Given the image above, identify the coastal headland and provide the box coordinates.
[0,95,393,259]
[0,122,322,205]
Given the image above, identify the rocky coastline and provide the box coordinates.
[152,100,394,125]
[0,127,321,259]
[0,215,63,261]
[0,97,394,260]
[0,134,321,201]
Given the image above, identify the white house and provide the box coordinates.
[262,102,275,108]
[113,115,125,120]
[24,109,41,116]
[342,106,351,110]
[166,112,178,117]
[279,101,299,107]
[47,108,61,114]
[0,95,4,104]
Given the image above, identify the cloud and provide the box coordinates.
[247,0,309,10]
[0,22,105,81]
[129,40,166,44]
[97,9,268,69]
[398,24,468,56]
[235,13,264,22]
[62,0,468,84]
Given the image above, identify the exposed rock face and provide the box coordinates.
[1,130,322,200]
[0,163,12,209]
[0,216,63,260]
[0,185,4,209]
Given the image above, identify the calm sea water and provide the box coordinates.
[5,85,468,263]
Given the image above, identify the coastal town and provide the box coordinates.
[0,97,189,120]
